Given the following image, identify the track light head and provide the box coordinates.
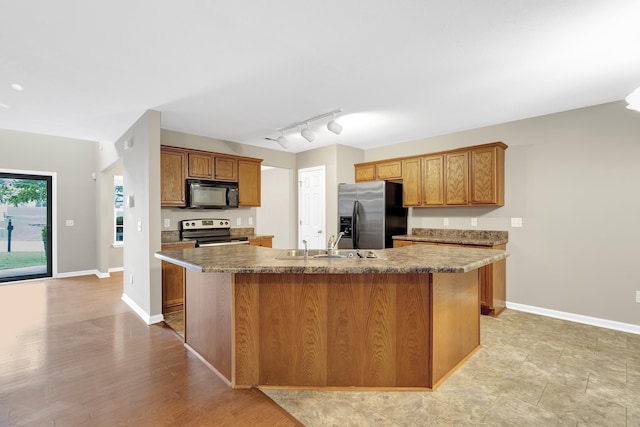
[276,135,289,149]
[301,123,315,142]
[327,113,342,135]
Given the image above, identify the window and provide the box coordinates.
[114,175,123,244]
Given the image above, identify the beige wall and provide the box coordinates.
[366,101,640,327]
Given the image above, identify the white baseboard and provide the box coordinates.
[108,267,124,273]
[121,293,164,325]
[56,269,102,279]
[507,302,640,335]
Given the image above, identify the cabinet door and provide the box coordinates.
[401,157,422,206]
[160,149,186,207]
[392,239,414,248]
[355,164,376,182]
[470,145,505,205]
[238,159,261,207]
[376,160,402,180]
[250,237,272,247]
[214,156,238,182]
[188,153,213,179]
[422,155,444,206]
[444,151,469,205]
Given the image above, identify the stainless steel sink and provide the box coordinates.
[276,249,379,260]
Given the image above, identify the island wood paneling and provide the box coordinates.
[185,270,233,382]
[187,270,480,390]
[430,270,480,386]
[233,273,433,389]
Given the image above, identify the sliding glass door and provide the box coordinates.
[0,172,52,282]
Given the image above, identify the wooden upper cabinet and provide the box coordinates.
[375,160,402,180]
[160,148,186,207]
[470,144,505,205]
[238,159,261,207]
[422,155,444,206]
[444,151,469,205]
[188,153,213,179]
[214,156,238,182]
[401,157,422,206]
[355,163,376,182]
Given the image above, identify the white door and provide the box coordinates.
[298,166,325,249]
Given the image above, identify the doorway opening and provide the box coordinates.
[0,172,53,283]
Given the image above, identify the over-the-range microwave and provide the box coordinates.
[186,179,239,209]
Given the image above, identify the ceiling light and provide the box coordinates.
[626,86,640,112]
[277,131,289,149]
[327,113,343,135]
[301,122,315,142]
[11,83,23,91]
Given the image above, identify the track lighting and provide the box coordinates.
[269,109,343,150]
[276,131,289,149]
[327,112,342,135]
[301,122,315,142]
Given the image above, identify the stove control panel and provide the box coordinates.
[180,219,231,230]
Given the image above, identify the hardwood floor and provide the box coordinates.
[0,273,302,426]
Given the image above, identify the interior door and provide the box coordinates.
[297,166,325,249]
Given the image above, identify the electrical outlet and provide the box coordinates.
[443,218,449,226]
[137,220,142,232]
[471,218,478,227]
[236,218,241,226]
[163,218,170,228]
[248,217,253,225]
[65,219,74,227]
[511,217,523,227]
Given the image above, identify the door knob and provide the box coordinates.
[317,230,322,234]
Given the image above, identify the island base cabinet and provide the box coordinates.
[183,270,480,390]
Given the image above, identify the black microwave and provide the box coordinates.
[186,179,239,209]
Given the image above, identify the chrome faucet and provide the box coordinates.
[302,240,308,258]
[327,232,344,256]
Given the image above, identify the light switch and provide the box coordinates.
[511,217,523,227]
[163,218,170,228]
[471,218,478,227]
[443,218,449,226]
[137,220,142,232]
[65,219,74,227]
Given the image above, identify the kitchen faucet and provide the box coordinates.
[327,232,344,256]
[302,240,308,258]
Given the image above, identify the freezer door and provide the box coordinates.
[338,183,357,249]
[354,181,386,249]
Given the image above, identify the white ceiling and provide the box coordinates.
[1,1,639,153]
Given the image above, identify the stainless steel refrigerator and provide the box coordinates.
[338,181,407,249]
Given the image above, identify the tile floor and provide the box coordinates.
[164,310,184,337]
[262,310,640,426]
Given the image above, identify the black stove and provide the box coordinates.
[180,219,249,247]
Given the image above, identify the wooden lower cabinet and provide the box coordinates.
[393,240,506,316]
[161,242,194,314]
[249,237,272,248]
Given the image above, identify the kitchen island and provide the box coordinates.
[155,244,508,391]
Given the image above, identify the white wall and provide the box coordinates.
[365,101,640,327]
[0,129,98,275]
[257,167,294,248]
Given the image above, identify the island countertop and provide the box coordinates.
[155,243,508,274]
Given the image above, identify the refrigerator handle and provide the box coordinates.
[352,200,360,249]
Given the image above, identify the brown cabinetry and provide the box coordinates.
[354,159,402,182]
[392,239,506,316]
[249,237,272,248]
[214,156,238,181]
[161,145,262,207]
[161,242,194,313]
[378,142,507,208]
[160,148,186,207]
[444,151,469,205]
[238,159,261,207]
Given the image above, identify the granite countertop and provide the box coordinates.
[155,244,508,275]
[393,228,508,246]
